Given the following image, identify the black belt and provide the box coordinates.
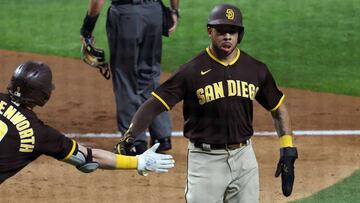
[112,0,158,5]
[193,140,250,151]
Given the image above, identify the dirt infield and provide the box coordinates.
[1,50,360,203]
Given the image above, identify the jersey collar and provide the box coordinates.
[205,47,240,67]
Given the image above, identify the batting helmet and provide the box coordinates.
[207,4,244,43]
[7,61,54,107]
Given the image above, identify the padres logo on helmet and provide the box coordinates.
[226,9,235,20]
[207,4,245,43]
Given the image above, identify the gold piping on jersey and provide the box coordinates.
[151,92,171,111]
[270,94,285,112]
[205,47,240,67]
[62,139,77,161]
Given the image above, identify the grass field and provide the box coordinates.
[0,1,360,202]
[291,169,360,203]
[0,0,359,96]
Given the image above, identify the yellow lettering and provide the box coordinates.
[0,120,8,142]
[0,101,7,115]
[19,128,34,139]
[248,84,256,100]
[228,80,236,96]
[205,85,215,102]
[9,112,26,125]
[19,144,34,152]
[16,120,30,131]
[241,81,249,98]
[213,82,224,99]
[236,80,242,96]
[3,105,17,120]
[21,136,35,145]
[196,88,206,105]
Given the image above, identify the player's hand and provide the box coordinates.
[168,14,178,34]
[114,132,135,155]
[275,147,298,197]
[136,143,175,176]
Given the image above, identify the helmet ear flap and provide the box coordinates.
[238,27,244,44]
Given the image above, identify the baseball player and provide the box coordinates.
[79,0,180,155]
[116,4,298,202]
[0,61,174,184]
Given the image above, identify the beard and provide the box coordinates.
[212,41,237,58]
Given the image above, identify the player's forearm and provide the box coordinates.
[271,103,292,136]
[170,0,179,10]
[88,0,105,16]
[77,145,137,169]
[271,103,294,147]
[92,148,138,169]
[128,97,167,139]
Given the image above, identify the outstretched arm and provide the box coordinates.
[129,97,168,138]
[63,142,174,175]
[115,97,168,155]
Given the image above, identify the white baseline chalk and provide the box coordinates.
[66,130,360,138]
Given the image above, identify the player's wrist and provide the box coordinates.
[279,134,294,148]
[170,8,180,18]
[115,154,138,169]
[80,11,99,38]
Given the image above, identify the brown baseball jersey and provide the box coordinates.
[152,48,284,144]
[0,93,76,184]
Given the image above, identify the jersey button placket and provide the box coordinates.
[224,65,231,145]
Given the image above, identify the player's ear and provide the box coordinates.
[207,26,213,37]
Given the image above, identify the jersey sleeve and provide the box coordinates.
[35,125,76,160]
[152,68,186,110]
[255,65,284,111]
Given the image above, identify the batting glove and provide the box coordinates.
[275,147,298,197]
[137,143,175,176]
[114,133,135,155]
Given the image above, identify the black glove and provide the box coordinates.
[114,132,135,155]
[275,147,298,197]
[80,37,111,80]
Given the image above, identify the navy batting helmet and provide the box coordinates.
[207,4,244,43]
[7,61,54,107]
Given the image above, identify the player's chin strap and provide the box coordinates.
[63,145,100,173]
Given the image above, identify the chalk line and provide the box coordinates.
[66,130,360,138]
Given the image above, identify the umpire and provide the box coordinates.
[0,61,174,184]
[80,0,180,155]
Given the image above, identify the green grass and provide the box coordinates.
[291,169,360,203]
[0,0,359,96]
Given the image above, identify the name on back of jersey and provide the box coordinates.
[0,100,35,152]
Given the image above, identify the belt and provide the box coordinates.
[111,0,158,5]
[193,140,250,151]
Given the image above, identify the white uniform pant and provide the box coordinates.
[185,141,259,203]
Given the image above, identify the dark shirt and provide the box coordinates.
[153,48,284,144]
[0,93,75,183]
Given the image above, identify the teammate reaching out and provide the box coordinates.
[115,4,298,202]
[0,61,174,184]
